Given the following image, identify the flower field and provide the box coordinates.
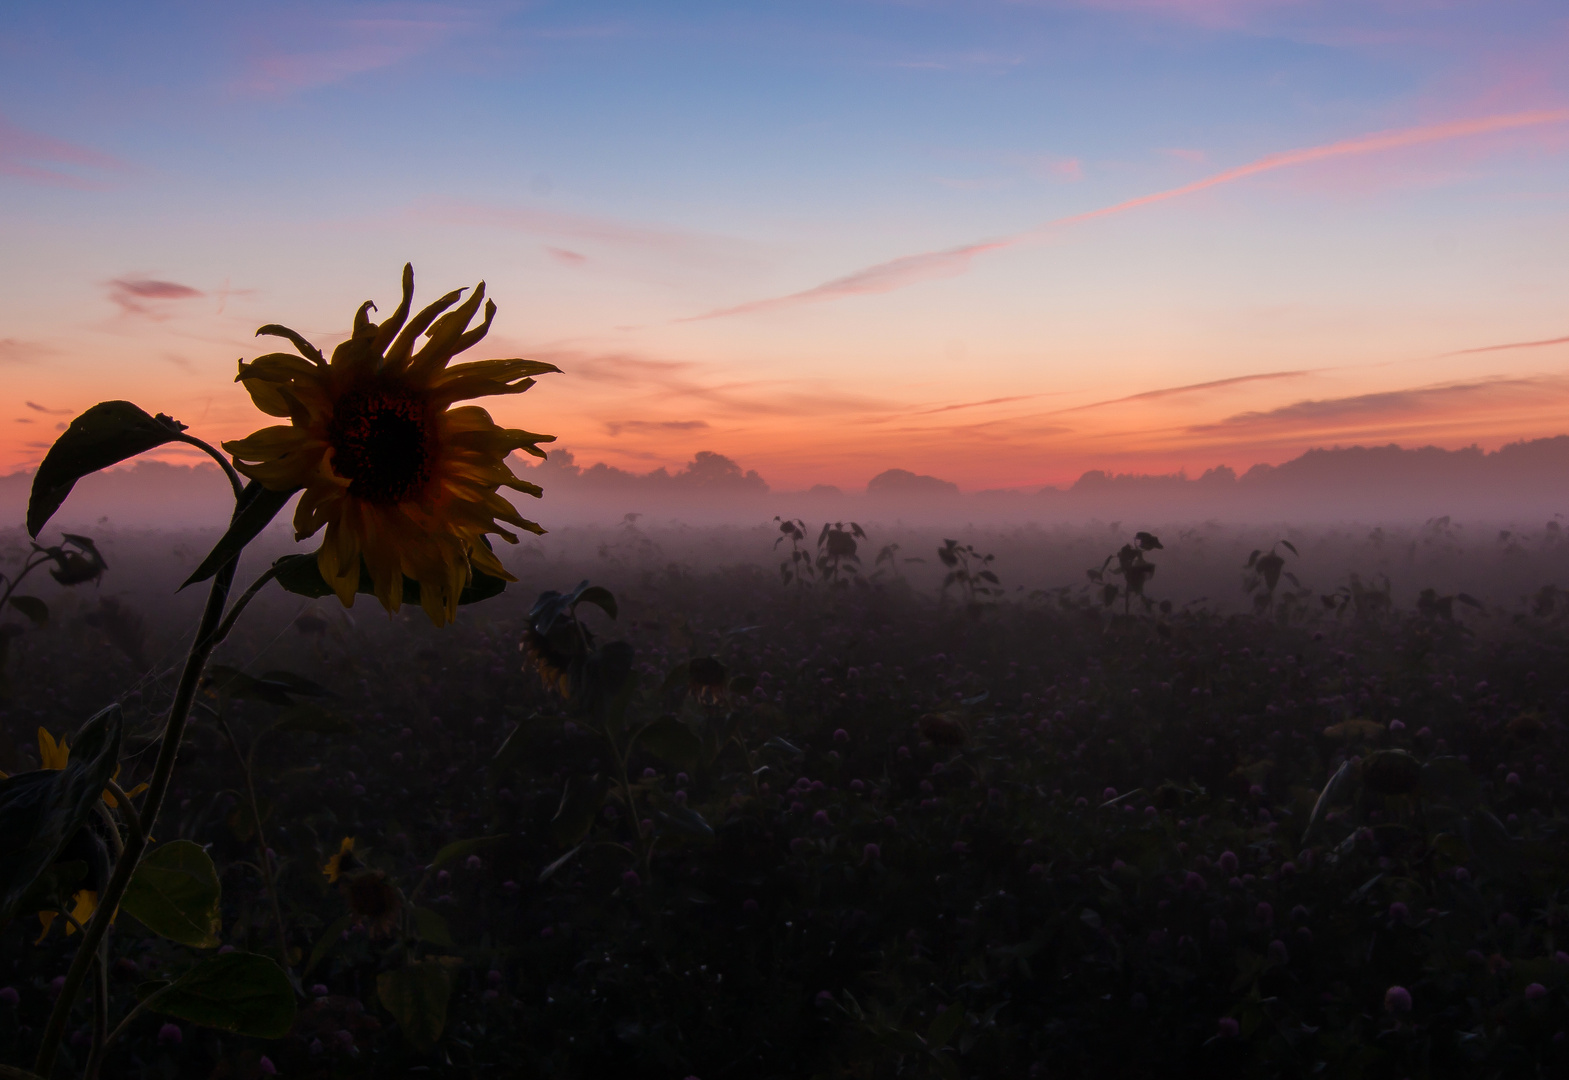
[3,520,1569,1078]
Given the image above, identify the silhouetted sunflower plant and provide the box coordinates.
[1087,531,1162,615]
[509,580,753,882]
[4,265,557,1078]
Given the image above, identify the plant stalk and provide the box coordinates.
[34,556,239,1077]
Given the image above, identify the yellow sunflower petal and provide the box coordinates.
[37,728,68,771]
[407,284,488,380]
[370,263,415,354]
[318,516,364,608]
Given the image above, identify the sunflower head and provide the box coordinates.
[323,836,358,884]
[340,869,402,937]
[223,265,560,627]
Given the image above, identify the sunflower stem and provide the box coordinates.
[175,433,245,501]
[35,552,240,1077]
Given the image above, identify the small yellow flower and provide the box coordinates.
[223,264,559,627]
[35,889,98,943]
[324,837,356,884]
[35,727,148,807]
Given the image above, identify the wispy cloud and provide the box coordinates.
[25,401,72,415]
[0,114,128,190]
[1057,370,1313,413]
[686,107,1569,321]
[233,8,481,96]
[546,246,588,266]
[604,419,711,436]
[413,197,746,264]
[1189,377,1563,435]
[0,340,57,365]
[1448,333,1569,356]
[106,277,204,319]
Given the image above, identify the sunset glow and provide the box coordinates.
[3,1,1568,492]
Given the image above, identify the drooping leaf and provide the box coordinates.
[429,834,507,872]
[1420,756,1481,806]
[927,1003,966,1049]
[28,402,188,537]
[551,774,609,846]
[6,596,47,628]
[182,481,298,588]
[304,913,353,976]
[413,907,454,947]
[0,704,122,926]
[377,960,456,1051]
[257,670,333,697]
[632,717,703,771]
[573,585,618,620]
[122,840,222,948]
[537,843,583,883]
[140,952,295,1037]
[1302,761,1353,843]
[203,666,297,707]
[1362,749,1422,796]
[270,703,355,735]
[274,552,506,606]
[657,805,713,838]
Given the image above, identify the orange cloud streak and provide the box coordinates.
[687,107,1569,321]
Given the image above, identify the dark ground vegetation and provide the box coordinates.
[3,518,1569,1078]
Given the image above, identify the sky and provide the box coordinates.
[2,0,1568,493]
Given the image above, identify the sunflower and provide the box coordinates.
[35,727,147,808]
[323,836,358,884]
[340,870,402,937]
[35,889,98,943]
[223,265,559,627]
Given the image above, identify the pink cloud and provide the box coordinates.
[107,277,204,318]
[0,115,128,189]
[546,246,588,266]
[689,106,1569,321]
[1449,333,1569,357]
[1162,147,1208,163]
[414,197,743,264]
[233,10,480,96]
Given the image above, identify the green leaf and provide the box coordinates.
[1301,761,1353,844]
[551,774,609,846]
[27,402,188,537]
[273,552,507,606]
[121,840,222,948]
[429,834,508,872]
[6,596,47,628]
[0,1064,48,1079]
[271,703,355,735]
[1421,756,1481,806]
[204,666,297,707]
[378,960,455,1052]
[413,907,454,947]
[140,952,295,1038]
[257,670,332,697]
[304,913,353,977]
[0,703,122,925]
[489,722,532,778]
[537,843,583,883]
[657,805,713,838]
[632,717,703,771]
[182,481,297,588]
[927,1003,966,1049]
[573,585,618,619]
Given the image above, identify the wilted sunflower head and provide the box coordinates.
[222,264,560,627]
[340,869,402,937]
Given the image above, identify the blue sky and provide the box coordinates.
[3,1,1568,489]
